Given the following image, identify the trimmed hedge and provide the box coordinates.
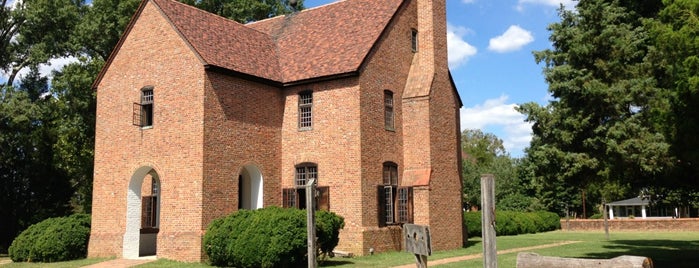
[203,207,344,268]
[9,214,91,262]
[465,211,560,237]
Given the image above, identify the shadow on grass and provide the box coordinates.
[582,239,699,268]
[319,260,355,266]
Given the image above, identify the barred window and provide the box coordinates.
[384,90,394,130]
[298,91,313,130]
[133,86,154,127]
[378,162,413,226]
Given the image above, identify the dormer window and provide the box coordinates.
[133,86,154,128]
[411,29,418,52]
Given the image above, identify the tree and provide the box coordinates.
[0,73,72,252]
[72,0,141,60]
[179,0,304,23]
[461,129,537,211]
[646,0,699,190]
[1,0,84,86]
[51,58,104,213]
[518,0,673,212]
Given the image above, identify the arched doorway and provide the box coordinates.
[123,167,160,259]
[239,165,263,210]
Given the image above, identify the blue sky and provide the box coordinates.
[305,0,576,157]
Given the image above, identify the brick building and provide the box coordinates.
[89,0,464,262]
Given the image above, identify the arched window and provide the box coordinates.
[283,163,329,210]
[378,162,412,226]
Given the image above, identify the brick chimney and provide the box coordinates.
[402,0,449,183]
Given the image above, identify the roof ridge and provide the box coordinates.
[247,0,348,26]
[152,0,246,27]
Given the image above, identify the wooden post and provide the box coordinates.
[306,178,317,268]
[481,174,497,268]
[603,198,609,240]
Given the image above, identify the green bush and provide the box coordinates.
[9,214,91,262]
[464,210,560,238]
[203,207,344,268]
[464,211,482,237]
[589,213,603,219]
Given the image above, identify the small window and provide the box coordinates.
[283,163,329,210]
[411,29,418,52]
[133,86,154,128]
[384,90,394,130]
[378,162,413,226]
[298,91,313,130]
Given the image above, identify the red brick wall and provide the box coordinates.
[280,77,365,253]
[90,1,206,262]
[201,72,283,226]
[561,218,699,232]
[355,0,416,255]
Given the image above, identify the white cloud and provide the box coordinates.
[488,25,534,53]
[447,24,477,69]
[462,0,476,3]
[460,95,533,156]
[517,0,576,11]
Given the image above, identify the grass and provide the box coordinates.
[1,258,110,267]
[2,231,698,267]
[435,231,699,268]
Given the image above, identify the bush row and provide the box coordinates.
[465,211,560,237]
[204,206,344,268]
[9,214,91,262]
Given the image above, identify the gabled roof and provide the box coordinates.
[247,0,403,83]
[94,0,405,88]
[607,197,649,206]
[152,0,281,81]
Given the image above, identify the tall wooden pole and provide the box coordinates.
[603,198,609,240]
[306,179,317,268]
[481,174,497,268]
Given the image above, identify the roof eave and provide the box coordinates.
[205,65,283,88]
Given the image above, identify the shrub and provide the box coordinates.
[464,211,482,237]
[9,214,91,262]
[589,213,603,219]
[464,210,560,238]
[204,207,344,268]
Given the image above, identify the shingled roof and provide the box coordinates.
[147,0,404,85]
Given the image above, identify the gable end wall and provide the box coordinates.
[89,1,206,261]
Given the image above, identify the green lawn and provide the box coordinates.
[1,258,110,267]
[435,231,699,268]
[3,231,698,267]
[322,231,699,267]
